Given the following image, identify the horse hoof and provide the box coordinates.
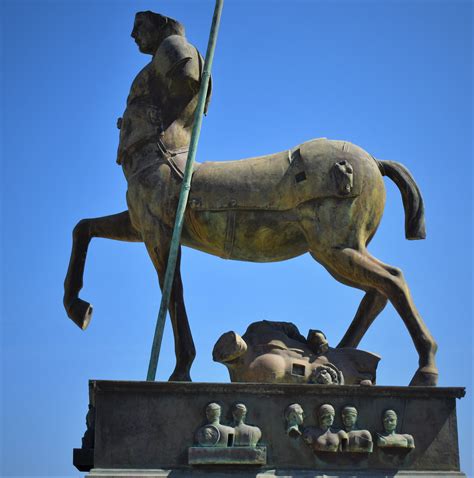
[409,368,438,387]
[66,298,93,330]
[168,371,192,382]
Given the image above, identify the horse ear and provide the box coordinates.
[212,331,247,364]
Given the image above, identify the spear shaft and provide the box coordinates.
[147,0,224,381]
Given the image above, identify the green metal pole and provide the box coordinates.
[147,0,224,381]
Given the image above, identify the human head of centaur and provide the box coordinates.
[131,11,185,54]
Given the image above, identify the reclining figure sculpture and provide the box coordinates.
[213,321,380,385]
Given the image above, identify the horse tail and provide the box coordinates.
[376,160,426,240]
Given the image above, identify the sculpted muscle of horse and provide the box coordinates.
[63,11,438,386]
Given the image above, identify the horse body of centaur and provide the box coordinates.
[64,136,438,386]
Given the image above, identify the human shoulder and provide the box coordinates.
[403,433,415,448]
[153,34,197,76]
[160,34,194,51]
[337,429,349,440]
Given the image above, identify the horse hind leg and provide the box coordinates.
[312,247,438,386]
[338,289,388,349]
[339,256,419,349]
[64,210,142,329]
[309,252,388,349]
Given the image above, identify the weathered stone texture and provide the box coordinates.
[77,381,464,475]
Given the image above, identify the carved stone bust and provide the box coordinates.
[302,404,348,453]
[341,406,373,452]
[376,409,415,449]
[285,403,305,438]
[196,403,235,447]
[231,403,262,447]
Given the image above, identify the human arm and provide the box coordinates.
[153,35,212,111]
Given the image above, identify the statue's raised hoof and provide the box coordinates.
[409,367,438,387]
[66,298,93,330]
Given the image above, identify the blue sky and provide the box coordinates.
[1,0,472,476]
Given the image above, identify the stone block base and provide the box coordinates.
[86,469,467,478]
[76,381,466,476]
[188,445,267,465]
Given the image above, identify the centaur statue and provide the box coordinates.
[64,11,438,386]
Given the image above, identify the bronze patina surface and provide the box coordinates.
[213,320,380,385]
[64,10,438,386]
[188,402,266,465]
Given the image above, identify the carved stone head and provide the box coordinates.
[309,363,344,385]
[307,329,329,355]
[286,403,304,425]
[232,403,247,423]
[318,404,335,428]
[205,402,222,423]
[285,403,304,438]
[131,11,185,54]
[382,409,398,434]
[341,406,358,431]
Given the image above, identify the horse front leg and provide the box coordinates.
[64,210,142,329]
[144,233,195,382]
[167,247,196,381]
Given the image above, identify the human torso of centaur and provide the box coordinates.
[117,34,204,169]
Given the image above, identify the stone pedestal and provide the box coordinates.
[75,381,466,477]
[85,472,465,478]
